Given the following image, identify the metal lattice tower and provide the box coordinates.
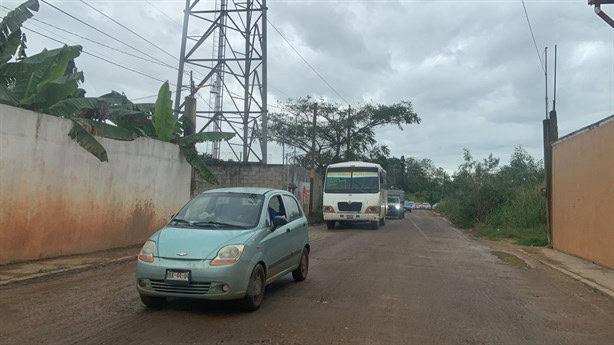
[175,0,268,163]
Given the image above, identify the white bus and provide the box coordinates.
[322,161,387,230]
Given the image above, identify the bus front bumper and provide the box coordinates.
[324,213,380,222]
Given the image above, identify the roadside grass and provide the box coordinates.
[477,223,548,247]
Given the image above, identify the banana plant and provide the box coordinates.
[150,81,234,184]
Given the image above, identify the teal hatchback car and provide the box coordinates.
[136,188,310,311]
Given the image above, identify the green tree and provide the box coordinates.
[267,96,420,173]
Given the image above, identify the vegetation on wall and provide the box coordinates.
[0,0,232,184]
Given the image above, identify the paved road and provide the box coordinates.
[1,211,613,345]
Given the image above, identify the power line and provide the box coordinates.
[145,0,182,27]
[39,0,175,69]
[21,25,174,85]
[267,18,350,105]
[521,0,545,73]
[80,0,178,62]
[19,13,175,70]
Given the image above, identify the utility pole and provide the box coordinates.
[542,45,559,246]
[309,103,317,216]
[346,105,351,160]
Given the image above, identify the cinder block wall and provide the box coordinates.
[0,105,191,264]
[552,115,614,268]
[193,164,322,214]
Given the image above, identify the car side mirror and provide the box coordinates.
[273,216,288,229]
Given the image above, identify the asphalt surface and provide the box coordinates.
[1,211,613,345]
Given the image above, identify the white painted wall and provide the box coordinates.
[0,105,191,264]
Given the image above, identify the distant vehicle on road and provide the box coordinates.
[136,188,310,311]
[322,161,387,230]
[422,203,432,210]
[404,201,414,212]
[387,196,404,219]
[432,203,439,209]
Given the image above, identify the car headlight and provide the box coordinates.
[138,240,156,263]
[211,245,244,265]
[395,205,400,209]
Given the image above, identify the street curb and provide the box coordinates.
[0,255,136,287]
[518,249,614,299]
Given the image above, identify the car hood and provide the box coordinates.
[155,226,256,260]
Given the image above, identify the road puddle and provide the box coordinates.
[491,250,529,269]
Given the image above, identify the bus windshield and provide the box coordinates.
[325,167,380,194]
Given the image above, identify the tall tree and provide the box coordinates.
[267,96,420,173]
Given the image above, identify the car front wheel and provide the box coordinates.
[242,264,265,311]
[292,248,309,282]
[139,294,165,308]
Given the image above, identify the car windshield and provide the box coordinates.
[325,167,379,193]
[388,197,400,204]
[171,192,264,229]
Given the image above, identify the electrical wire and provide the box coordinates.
[39,0,175,69]
[145,0,182,27]
[521,0,545,73]
[267,18,350,104]
[21,25,174,85]
[80,0,178,62]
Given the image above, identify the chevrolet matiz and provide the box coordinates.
[136,188,310,311]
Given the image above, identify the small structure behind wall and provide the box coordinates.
[192,163,322,214]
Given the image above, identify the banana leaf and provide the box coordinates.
[21,71,84,110]
[0,84,18,106]
[45,97,98,117]
[98,90,131,107]
[73,118,138,141]
[0,0,39,64]
[176,132,234,147]
[0,29,22,64]
[68,119,108,162]
[152,81,175,141]
[0,45,81,80]
[181,146,218,184]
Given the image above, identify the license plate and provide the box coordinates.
[346,215,354,220]
[165,270,190,283]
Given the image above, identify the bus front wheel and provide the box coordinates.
[327,221,336,230]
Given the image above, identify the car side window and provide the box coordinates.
[283,195,302,221]
[266,195,286,225]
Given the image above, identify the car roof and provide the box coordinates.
[202,187,292,196]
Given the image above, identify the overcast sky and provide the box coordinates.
[3,0,613,172]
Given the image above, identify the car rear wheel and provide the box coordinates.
[139,294,165,308]
[242,264,265,312]
[326,221,336,230]
[371,221,379,230]
[292,248,309,282]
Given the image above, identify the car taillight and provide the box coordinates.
[323,205,335,213]
[365,206,380,214]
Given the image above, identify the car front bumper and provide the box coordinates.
[136,257,252,300]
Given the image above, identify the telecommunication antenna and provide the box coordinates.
[175,0,268,163]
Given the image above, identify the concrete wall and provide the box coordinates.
[0,105,191,264]
[192,163,322,214]
[552,115,614,268]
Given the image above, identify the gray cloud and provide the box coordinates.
[4,0,613,171]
